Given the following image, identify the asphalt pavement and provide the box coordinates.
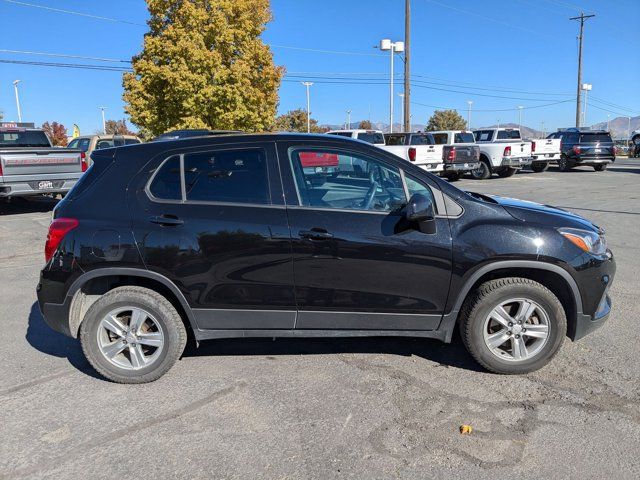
[1,159,639,479]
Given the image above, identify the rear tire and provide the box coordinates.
[558,155,573,172]
[530,162,549,173]
[497,167,518,178]
[460,277,566,374]
[471,159,492,180]
[80,286,187,383]
[593,164,607,172]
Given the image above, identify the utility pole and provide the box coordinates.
[467,101,473,130]
[98,106,107,134]
[570,12,595,127]
[346,109,352,129]
[398,93,405,130]
[301,82,313,133]
[12,80,22,122]
[403,0,411,132]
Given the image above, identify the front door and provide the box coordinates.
[130,141,295,330]
[277,142,453,331]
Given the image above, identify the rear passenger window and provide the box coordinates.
[409,134,433,145]
[149,155,182,200]
[432,134,448,145]
[183,148,269,204]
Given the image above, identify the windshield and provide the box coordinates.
[357,132,385,144]
[580,133,612,143]
[496,130,521,140]
[0,130,50,148]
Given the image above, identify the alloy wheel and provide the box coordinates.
[96,307,165,370]
[482,298,550,362]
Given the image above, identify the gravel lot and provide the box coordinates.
[1,159,639,479]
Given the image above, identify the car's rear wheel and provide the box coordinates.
[530,162,549,172]
[593,164,607,172]
[471,159,492,180]
[558,155,573,172]
[80,286,187,383]
[445,172,464,182]
[460,278,566,374]
[497,167,518,178]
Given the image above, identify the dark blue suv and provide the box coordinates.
[549,128,615,171]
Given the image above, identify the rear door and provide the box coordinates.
[277,140,453,331]
[130,140,296,330]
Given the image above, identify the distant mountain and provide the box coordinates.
[589,116,639,140]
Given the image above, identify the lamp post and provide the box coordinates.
[581,83,592,127]
[518,106,524,130]
[98,106,107,134]
[12,80,22,123]
[379,39,404,133]
[607,114,611,132]
[301,82,314,133]
[467,101,473,130]
[628,116,632,142]
[346,109,352,129]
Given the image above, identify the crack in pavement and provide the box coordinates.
[1,381,245,479]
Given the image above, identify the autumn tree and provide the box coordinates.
[123,0,283,136]
[274,109,324,133]
[42,121,68,146]
[105,119,136,135]
[359,120,372,129]
[426,109,467,131]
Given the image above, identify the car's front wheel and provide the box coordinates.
[460,278,566,374]
[530,162,549,172]
[80,286,187,383]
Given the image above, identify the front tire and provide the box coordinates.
[530,162,549,172]
[80,286,187,383]
[460,278,566,374]
[471,160,492,180]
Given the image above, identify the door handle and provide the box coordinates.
[299,229,334,240]
[149,215,183,226]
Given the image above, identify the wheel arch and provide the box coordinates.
[440,261,583,342]
[67,268,197,338]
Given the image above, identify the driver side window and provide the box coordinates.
[289,148,404,213]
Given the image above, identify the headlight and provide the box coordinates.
[558,227,607,255]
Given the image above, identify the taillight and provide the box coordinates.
[0,161,3,176]
[503,146,512,156]
[531,141,536,153]
[45,218,79,262]
[80,152,88,172]
[446,147,456,163]
[573,145,581,154]
[408,147,416,162]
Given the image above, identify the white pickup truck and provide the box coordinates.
[326,129,386,145]
[471,128,532,179]
[379,132,443,173]
[528,136,561,172]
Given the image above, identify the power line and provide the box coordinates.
[0,0,146,26]
[0,49,131,63]
[411,99,574,113]
[0,59,131,72]
[270,44,383,57]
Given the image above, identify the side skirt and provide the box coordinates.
[193,328,449,342]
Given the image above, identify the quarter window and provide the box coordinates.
[432,133,448,145]
[149,155,182,200]
[183,148,269,204]
[289,148,405,213]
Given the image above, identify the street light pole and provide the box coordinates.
[467,101,473,130]
[301,82,313,133]
[628,116,632,142]
[12,80,22,123]
[346,109,352,129]
[518,106,524,130]
[380,39,404,133]
[98,106,107,134]
[403,0,411,132]
[581,83,592,127]
[607,114,611,132]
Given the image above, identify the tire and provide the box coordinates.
[445,172,463,182]
[530,162,549,173]
[558,155,573,172]
[459,277,566,374]
[497,167,518,178]
[471,159,492,180]
[593,164,607,172]
[80,286,187,383]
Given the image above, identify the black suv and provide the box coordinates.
[548,128,615,171]
[37,134,615,383]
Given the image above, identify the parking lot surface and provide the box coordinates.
[1,159,639,479]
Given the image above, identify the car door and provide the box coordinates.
[130,141,296,330]
[277,140,453,331]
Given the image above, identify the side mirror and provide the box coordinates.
[406,193,435,222]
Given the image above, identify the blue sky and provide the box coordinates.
[0,0,638,134]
